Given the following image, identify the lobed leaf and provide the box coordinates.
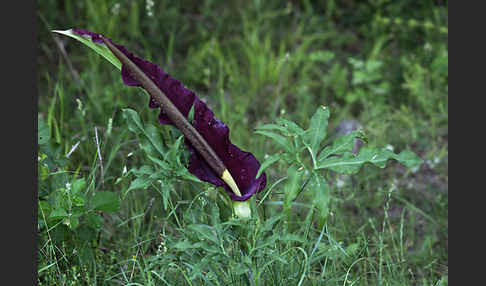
[303,106,330,166]
[316,147,423,174]
[122,108,145,135]
[283,164,305,212]
[304,106,330,153]
[255,130,293,153]
[255,123,290,134]
[125,176,153,196]
[274,118,306,136]
[309,172,330,224]
[256,153,282,178]
[317,130,367,162]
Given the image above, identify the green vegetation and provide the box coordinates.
[37,1,448,285]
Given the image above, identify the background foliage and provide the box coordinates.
[37,0,448,285]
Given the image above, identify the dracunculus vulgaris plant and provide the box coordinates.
[55,29,267,218]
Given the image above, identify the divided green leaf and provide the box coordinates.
[283,164,305,212]
[125,176,153,196]
[303,106,330,166]
[317,130,367,162]
[316,147,423,174]
[254,130,294,153]
[256,153,282,178]
[309,172,330,224]
[122,108,145,135]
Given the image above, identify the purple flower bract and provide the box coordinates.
[73,29,266,201]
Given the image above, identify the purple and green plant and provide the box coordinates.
[52,29,423,223]
[53,29,267,218]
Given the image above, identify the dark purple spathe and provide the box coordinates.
[72,29,266,201]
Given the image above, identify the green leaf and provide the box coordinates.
[283,164,305,212]
[260,214,284,232]
[187,224,220,246]
[38,117,50,145]
[305,106,330,150]
[255,130,293,153]
[52,29,122,70]
[122,108,145,135]
[309,172,330,224]
[274,118,306,136]
[128,165,154,176]
[125,176,153,196]
[394,150,424,168]
[255,123,290,134]
[173,240,202,251]
[86,213,104,230]
[316,147,423,174]
[122,109,166,157]
[72,178,86,195]
[144,124,166,156]
[71,195,85,207]
[256,153,282,178]
[49,208,68,220]
[165,135,184,165]
[91,191,120,212]
[140,138,166,167]
[304,106,330,166]
[317,130,367,162]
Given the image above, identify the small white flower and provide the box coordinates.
[76,99,86,117]
[146,0,155,17]
[280,52,290,63]
[385,144,394,151]
[336,178,345,188]
[111,3,120,15]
